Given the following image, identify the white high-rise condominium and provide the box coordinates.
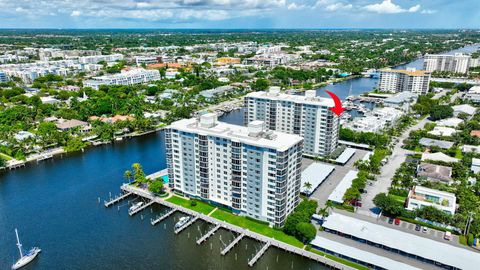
[165,113,304,226]
[378,68,431,95]
[423,53,471,74]
[244,88,339,157]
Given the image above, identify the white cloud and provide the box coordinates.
[70,10,81,17]
[325,3,352,11]
[408,4,421,13]
[364,0,420,14]
[421,9,437,14]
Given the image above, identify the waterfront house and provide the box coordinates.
[56,119,91,132]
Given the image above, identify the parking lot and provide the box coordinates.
[378,215,463,247]
[306,148,370,208]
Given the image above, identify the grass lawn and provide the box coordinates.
[309,248,369,270]
[389,194,407,204]
[0,153,13,160]
[454,148,463,159]
[166,195,216,215]
[210,209,304,248]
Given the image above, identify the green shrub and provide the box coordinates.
[190,200,197,207]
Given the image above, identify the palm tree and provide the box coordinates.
[123,170,132,183]
[303,181,312,194]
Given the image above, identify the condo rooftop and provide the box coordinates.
[246,88,335,107]
[168,113,303,152]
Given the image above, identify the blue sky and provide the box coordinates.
[0,0,478,29]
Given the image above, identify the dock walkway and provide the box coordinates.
[175,216,199,234]
[248,242,271,267]
[129,200,154,216]
[221,233,245,255]
[104,191,132,207]
[197,224,221,245]
[151,209,176,226]
[121,184,354,270]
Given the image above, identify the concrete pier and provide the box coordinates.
[196,224,221,245]
[151,209,176,226]
[221,233,245,255]
[248,242,271,267]
[104,191,132,207]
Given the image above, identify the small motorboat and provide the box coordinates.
[129,202,144,212]
[12,229,41,270]
[174,216,191,229]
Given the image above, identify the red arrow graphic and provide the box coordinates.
[325,90,345,116]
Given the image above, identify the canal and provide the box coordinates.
[1,44,478,270]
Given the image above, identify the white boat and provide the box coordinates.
[129,202,144,212]
[174,216,191,229]
[12,229,41,270]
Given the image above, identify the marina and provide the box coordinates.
[109,184,355,270]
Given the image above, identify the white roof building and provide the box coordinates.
[300,163,335,195]
[464,85,480,104]
[472,158,480,174]
[343,116,386,133]
[421,152,459,163]
[452,104,476,117]
[328,170,358,204]
[407,186,456,215]
[435,117,463,128]
[322,212,479,269]
[84,68,160,89]
[428,126,457,137]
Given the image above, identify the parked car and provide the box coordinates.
[444,231,452,241]
[422,226,428,233]
[394,218,401,225]
[388,217,394,224]
[415,224,421,231]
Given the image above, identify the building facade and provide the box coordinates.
[423,53,471,74]
[84,68,160,89]
[245,88,339,157]
[0,71,8,83]
[165,113,304,226]
[378,68,431,95]
[406,186,456,215]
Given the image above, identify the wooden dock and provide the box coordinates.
[129,200,154,216]
[248,242,271,267]
[221,233,245,255]
[151,209,176,226]
[174,216,199,234]
[104,191,132,207]
[121,184,355,270]
[197,224,221,245]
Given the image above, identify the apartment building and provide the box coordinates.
[378,68,431,94]
[78,54,124,64]
[423,53,471,74]
[165,113,303,226]
[0,71,8,83]
[245,88,339,157]
[84,68,160,89]
[406,186,456,215]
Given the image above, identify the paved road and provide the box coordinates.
[307,149,369,208]
[357,117,430,217]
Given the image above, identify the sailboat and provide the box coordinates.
[12,229,41,270]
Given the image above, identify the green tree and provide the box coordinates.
[149,180,164,194]
[430,105,453,121]
[295,222,316,243]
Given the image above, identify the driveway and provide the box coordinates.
[357,117,430,216]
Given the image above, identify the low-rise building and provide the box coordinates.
[435,117,463,128]
[417,163,453,184]
[464,86,480,104]
[84,68,160,89]
[56,119,91,132]
[452,104,476,118]
[428,126,457,137]
[419,138,454,149]
[406,186,456,215]
[199,85,236,101]
[421,152,459,163]
[472,158,480,174]
[383,91,418,111]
